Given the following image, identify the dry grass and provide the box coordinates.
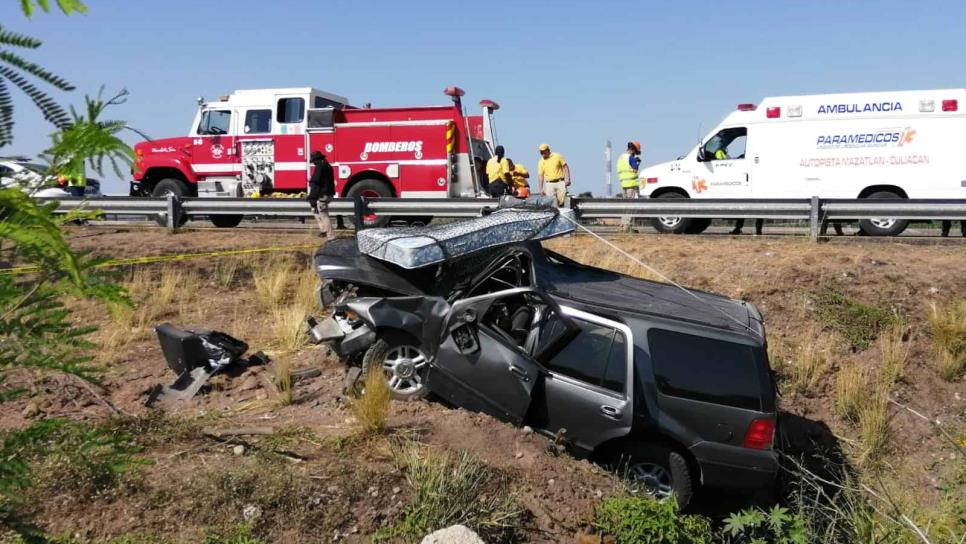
[856,389,891,467]
[293,270,319,311]
[272,358,294,406]
[877,319,909,388]
[927,300,966,381]
[835,362,868,423]
[271,305,308,352]
[214,256,242,288]
[785,332,832,395]
[254,259,293,312]
[349,366,391,436]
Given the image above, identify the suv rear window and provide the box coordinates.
[647,329,762,410]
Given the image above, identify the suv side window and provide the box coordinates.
[540,316,627,394]
[244,109,272,134]
[277,97,305,124]
[647,328,761,410]
[198,110,231,135]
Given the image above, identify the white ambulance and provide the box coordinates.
[638,89,966,235]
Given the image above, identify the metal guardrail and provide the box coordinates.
[38,195,966,240]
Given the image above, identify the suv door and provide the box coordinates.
[527,305,634,455]
[427,287,574,425]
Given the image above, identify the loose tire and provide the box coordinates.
[361,333,430,401]
[151,178,190,227]
[651,192,698,234]
[610,443,694,507]
[210,214,244,228]
[345,179,393,228]
[858,191,908,236]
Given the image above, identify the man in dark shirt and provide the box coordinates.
[307,151,335,237]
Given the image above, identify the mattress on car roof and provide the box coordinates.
[357,205,575,270]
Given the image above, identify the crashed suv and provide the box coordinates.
[308,198,778,505]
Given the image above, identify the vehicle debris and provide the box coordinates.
[145,323,270,408]
[307,197,779,506]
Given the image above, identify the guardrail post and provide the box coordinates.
[165,194,183,232]
[809,196,820,241]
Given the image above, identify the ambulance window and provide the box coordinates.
[198,110,231,136]
[705,127,747,160]
[244,110,272,134]
[277,98,305,124]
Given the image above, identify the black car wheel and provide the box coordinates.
[616,443,694,507]
[362,333,430,401]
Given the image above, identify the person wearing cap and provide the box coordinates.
[504,158,530,198]
[485,145,509,194]
[307,150,335,237]
[617,141,642,232]
[537,144,570,207]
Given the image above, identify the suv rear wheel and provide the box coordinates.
[612,443,694,507]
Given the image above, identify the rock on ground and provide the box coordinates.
[420,524,485,544]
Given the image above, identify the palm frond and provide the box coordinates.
[0,51,74,90]
[0,66,71,128]
[0,80,14,147]
[0,26,42,49]
[20,0,87,18]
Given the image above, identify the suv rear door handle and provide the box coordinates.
[508,365,529,382]
[600,405,622,419]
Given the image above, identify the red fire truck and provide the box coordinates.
[130,86,497,227]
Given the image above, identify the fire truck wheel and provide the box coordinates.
[650,192,695,234]
[345,179,393,228]
[210,214,244,228]
[151,178,189,227]
[858,191,908,236]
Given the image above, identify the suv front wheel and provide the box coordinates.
[614,443,694,507]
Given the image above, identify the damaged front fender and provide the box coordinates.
[344,296,450,357]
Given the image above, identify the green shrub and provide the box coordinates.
[378,444,524,543]
[814,288,894,351]
[722,506,809,544]
[593,496,713,544]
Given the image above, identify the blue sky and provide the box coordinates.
[2,0,962,194]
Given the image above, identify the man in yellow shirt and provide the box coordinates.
[504,158,530,198]
[537,143,570,206]
[485,145,509,194]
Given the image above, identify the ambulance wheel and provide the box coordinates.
[651,192,694,234]
[858,191,908,236]
[210,214,244,228]
[686,219,712,234]
[346,179,393,228]
[151,178,189,227]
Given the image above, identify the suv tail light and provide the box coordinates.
[741,418,775,450]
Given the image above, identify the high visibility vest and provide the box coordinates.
[617,152,638,188]
[66,174,86,188]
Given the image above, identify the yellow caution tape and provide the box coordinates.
[0,243,320,276]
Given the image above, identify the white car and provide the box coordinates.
[0,158,102,197]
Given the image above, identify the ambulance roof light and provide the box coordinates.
[919,100,935,112]
[766,107,781,119]
[787,105,803,118]
[942,99,958,112]
[737,103,756,111]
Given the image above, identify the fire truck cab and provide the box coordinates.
[132,86,497,227]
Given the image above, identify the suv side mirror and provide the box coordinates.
[696,147,708,162]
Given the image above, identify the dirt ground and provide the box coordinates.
[2,226,963,542]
